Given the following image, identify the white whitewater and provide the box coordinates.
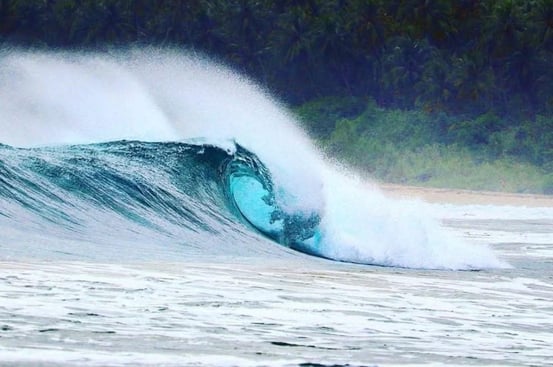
[0,48,507,269]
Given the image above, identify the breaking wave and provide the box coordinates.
[0,49,507,269]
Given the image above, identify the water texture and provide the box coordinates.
[1,49,549,366]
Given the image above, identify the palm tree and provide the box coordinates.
[483,0,526,59]
[267,4,320,101]
[0,0,15,35]
[214,0,273,74]
[415,50,454,112]
[69,0,133,45]
[449,53,497,114]
[388,0,454,45]
[9,0,49,43]
[530,0,553,51]
[381,36,433,108]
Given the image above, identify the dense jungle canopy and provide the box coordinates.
[1,0,553,192]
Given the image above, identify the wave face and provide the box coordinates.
[0,49,507,269]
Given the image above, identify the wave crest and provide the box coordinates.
[0,49,508,269]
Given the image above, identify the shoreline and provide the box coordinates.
[379,183,553,207]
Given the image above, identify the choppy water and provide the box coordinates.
[1,204,552,366]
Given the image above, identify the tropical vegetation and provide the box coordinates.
[1,0,552,192]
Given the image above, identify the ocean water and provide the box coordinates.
[1,50,551,366]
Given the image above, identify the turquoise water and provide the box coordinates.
[0,141,322,262]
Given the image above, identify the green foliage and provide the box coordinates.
[448,112,504,147]
[328,100,441,153]
[297,97,552,194]
[1,0,553,116]
[543,174,553,194]
[294,96,365,139]
[323,101,446,176]
[1,0,553,193]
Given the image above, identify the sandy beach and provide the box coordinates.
[380,183,553,207]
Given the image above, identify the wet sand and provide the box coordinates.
[380,183,553,207]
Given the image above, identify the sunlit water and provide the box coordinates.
[1,202,552,367]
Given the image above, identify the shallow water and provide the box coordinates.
[1,203,552,367]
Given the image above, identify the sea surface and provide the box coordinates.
[1,202,552,367]
[1,49,552,366]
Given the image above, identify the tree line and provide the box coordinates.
[1,0,552,180]
[1,0,552,115]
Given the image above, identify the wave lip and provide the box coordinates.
[223,145,320,253]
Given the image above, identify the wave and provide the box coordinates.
[0,49,507,269]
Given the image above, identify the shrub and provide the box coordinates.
[294,96,365,139]
[543,174,553,195]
